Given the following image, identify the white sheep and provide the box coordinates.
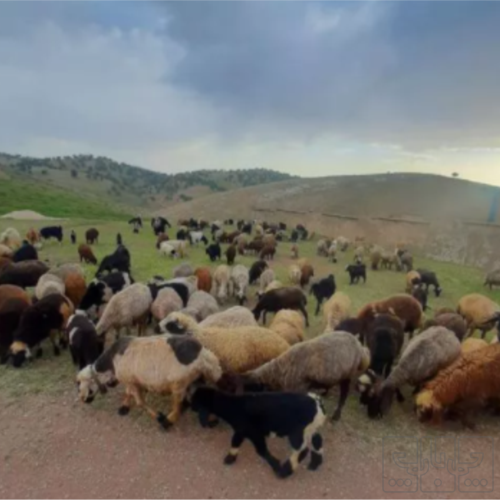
[35,273,65,300]
[288,264,301,286]
[213,265,231,303]
[151,287,183,322]
[258,268,276,297]
[323,292,351,331]
[182,290,219,321]
[0,228,22,250]
[159,241,177,258]
[199,306,258,329]
[231,264,249,305]
[0,243,13,258]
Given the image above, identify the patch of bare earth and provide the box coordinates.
[1,391,499,499]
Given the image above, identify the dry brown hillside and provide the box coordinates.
[162,173,500,223]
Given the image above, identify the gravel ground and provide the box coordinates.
[1,391,499,499]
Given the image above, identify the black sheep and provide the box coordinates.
[253,287,309,326]
[12,242,38,263]
[345,263,366,285]
[411,284,428,311]
[80,272,134,313]
[177,229,188,240]
[40,226,63,242]
[249,260,268,284]
[189,386,326,478]
[66,313,105,370]
[310,274,336,316]
[0,260,48,288]
[205,243,221,262]
[335,317,363,337]
[416,268,442,297]
[70,230,77,244]
[96,245,131,276]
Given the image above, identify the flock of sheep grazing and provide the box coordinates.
[1,217,500,479]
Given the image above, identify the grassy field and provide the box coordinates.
[1,217,500,451]
[0,178,129,220]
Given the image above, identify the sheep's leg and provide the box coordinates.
[299,305,309,327]
[49,330,61,356]
[166,389,185,424]
[332,379,350,421]
[129,385,171,430]
[280,431,309,478]
[308,433,324,471]
[224,432,245,465]
[118,388,134,416]
[248,434,282,477]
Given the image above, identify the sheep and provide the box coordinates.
[334,317,362,337]
[249,260,268,285]
[291,244,299,260]
[159,241,177,258]
[194,267,212,293]
[226,231,241,244]
[323,292,351,332]
[96,283,153,340]
[0,260,49,288]
[257,268,276,297]
[460,337,488,355]
[300,264,314,288]
[0,285,31,363]
[182,290,219,321]
[160,312,289,373]
[310,274,336,316]
[260,245,276,261]
[35,273,65,300]
[415,343,500,429]
[96,245,131,276]
[0,244,13,259]
[9,293,74,367]
[85,228,99,245]
[49,263,85,280]
[405,270,421,293]
[149,281,189,308]
[165,240,188,258]
[353,246,365,263]
[237,240,247,256]
[164,276,198,297]
[269,310,305,346]
[380,251,402,271]
[253,287,309,327]
[12,242,38,263]
[357,294,423,343]
[457,293,500,339]
[66,312,104,370]
[151,287,183,322]
[188,386,326,478]
[247,239,265,255]
[77,333,222,429]
[156,232,170,249]
[360,326,461,419]
[173,263,194,278]
[55,269,87,309]
[400,251,413,272]
[288,264,301,286]
[78,244,98,265]
[435,307,456,317]
[264,280,283,294]
[25,228,40,246]
[0,228,22,250]
[199,306,257,329]
[316,239,329,257]
[422,313,467,342]
[484,268,500,290]
[188,231,208,246]
[226,331,369,422]
[225,245,236,265]
[415,268,442,297]
[411,284,428,311]
[345,263,366,285]
[231,265,249,305]
[206,243,221,262]
[327,243,338,263]
[213,265,231,304]
[370,247,382,270]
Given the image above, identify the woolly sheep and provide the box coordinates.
[0,244,13,259]
[151,287,183,322]
[168,240,189,258]
[422,313,467,342]
[213,265,231,304]
[323,292,351,332]
[199,306,258,329]
[194,267,212,293]
[327,243,338,263]
[484,268,500,290]
[182,290,219,321]
[269,310,305,346]
[231,265,249,305]
[257,268,276,297]
[457,293,500,339]
[405,270,421,293]
[35,273,65,300]
[288,264,301,286]
[316,239,329,257]
[159,312,289,373]
[76,334,222,429]
[159,241,177,258]
[0,228,22,250]
[96,283,153,339]
[173,263,194,278]
[264,280,283,294]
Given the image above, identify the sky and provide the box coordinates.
[0,1,500,185]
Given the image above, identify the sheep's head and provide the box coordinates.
[435,286,443,297]
[160,311,197,335]
[9,341,31,368]
[356,369,379,406]
[415,389,442,423]
[76,365,112,403]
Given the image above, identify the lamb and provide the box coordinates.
[0,228,22,250]
[95,283,153,340]
[415,268,442,297]
[323,292,351,331]
[0,260,49,288]
[422,313,467,342]
[213,265,231,303]
[151,287,183,322]
[159,241,177,258]
[360,326,461,419]
[9,293,74,367]
[288,264,301,286]
[231,265,249,305]
[310,274,336,316]
[182,290,219,321]
[12,242,38,263]
[357,294,423,342]
[66,312,104,370]
[206,243,221,262]
[457,293,500,339]
[78,244,98,265]
[227,331,369,422]
[460,337,488,355]
[77,334,222,429]
[194,267,212,293]
[199,306,257,329]
[345,263,366,285]
[189,386,326,478]
[225,245,236,265]
[173,263,194,278]
[35,273,65,300]
[249,260,268,284]
[415,343,500,429]
[257,268,276,297]
[159,312,289,373]
[0,285,31,363]
[484,268,500,290]
[300,264,314,288]
[253,287,309,327]
[269,310,305,345]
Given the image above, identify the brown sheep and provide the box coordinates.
[225,245,236,265]
[457,293,500,339]
[156,232,169,249]
[269,310,305,345]
[63,272,87,308]
[422,313,467,342]
[237,240,247,256]
[247,239,265,254]
[262,234,277,248]
[78,244,98,265]
[226,231,241,243]
[435,307,456,317]
[0,260,49,288]
[357,294,423,343]
[300,264,314,288]
[25,228,40,246]
[260,245,276,261]
[194,267,212,293]
[85,228,99,245]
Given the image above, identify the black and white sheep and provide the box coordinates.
[66,312,105,370]
[249,260,268,285]
[96,245,131,276]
